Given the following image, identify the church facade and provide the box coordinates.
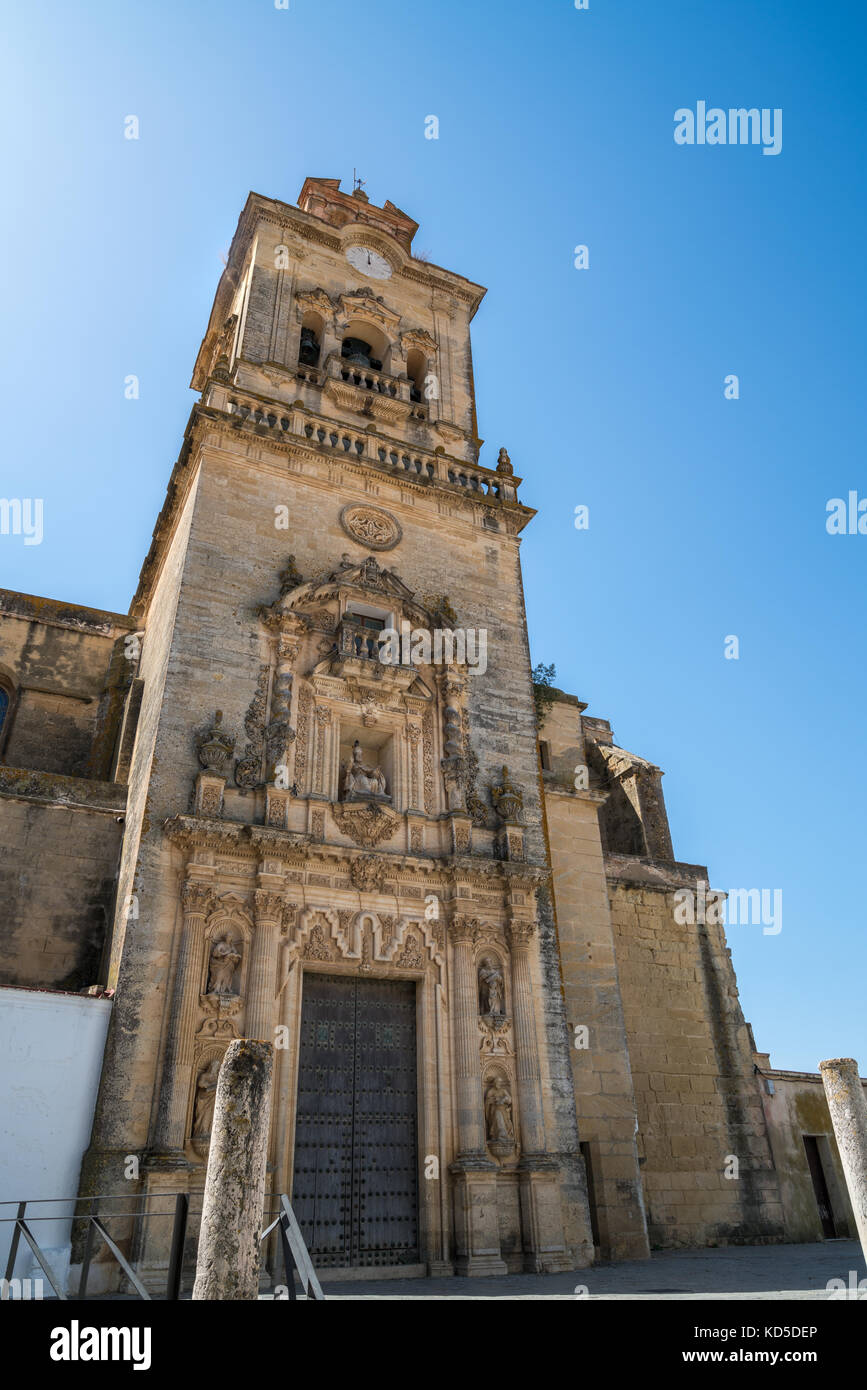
[0,179,857,1286]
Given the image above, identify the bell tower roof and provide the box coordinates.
[297,177,419,252]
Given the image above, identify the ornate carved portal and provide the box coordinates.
[153,542,571,1276]
[152,849,569,1275]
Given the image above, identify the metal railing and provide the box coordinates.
[1,1193,191,1300]
[1,1191,323,1300]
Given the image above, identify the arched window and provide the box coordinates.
[340,320,390,375]
[406,348,426,403]
[298,311,323,367]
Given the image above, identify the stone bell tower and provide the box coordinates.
[78,177,594,1284]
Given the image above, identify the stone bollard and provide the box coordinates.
[819,1057,867,1262]
[192,1039,274,1300]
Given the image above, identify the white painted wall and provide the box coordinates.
[0,986,111,1291]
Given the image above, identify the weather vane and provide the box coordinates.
[352,168,366,194]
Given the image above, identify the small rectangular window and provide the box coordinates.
[346,609,386,631]
[539,740,551,771]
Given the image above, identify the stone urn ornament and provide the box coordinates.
[196,710,235,775]
[490,765,523,824]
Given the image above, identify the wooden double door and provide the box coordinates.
[292,972,419,1268]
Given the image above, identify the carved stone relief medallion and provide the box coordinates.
[339,504,402,552]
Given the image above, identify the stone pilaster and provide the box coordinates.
[153,880,213,1154]
[509,915,571,1272]
[264,625,301,783]
[312,705,332,798]
[449,912,505,1275]
[438,669,467,813]
[246,889,284,1042]
[507,918,546,1157]
[450,914,487,1159]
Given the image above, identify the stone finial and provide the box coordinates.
[196,711,235,775]
[212,314,237,381]
[427,593,458,627]
[490,765,523,824]
[279,554,304,595]
[496,447,513,476]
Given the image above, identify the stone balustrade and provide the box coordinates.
[210,387,518,503]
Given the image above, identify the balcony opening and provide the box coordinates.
[340,320,389,376]
[338,604,391,662]
[298,311,323,368]
[406,347,426,404]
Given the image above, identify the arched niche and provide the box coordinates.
[483,1063,517,1157]
[340,318,392,374]
[200,902,253,1000]
[189,1046,226,1156]
[476,947,508,1018]
[406,347,427,402]
[298,309,324,367]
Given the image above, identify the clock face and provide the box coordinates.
[346,244,393,281]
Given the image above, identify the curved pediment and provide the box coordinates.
[267,553,438,630]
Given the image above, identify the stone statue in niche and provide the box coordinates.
[485,1076,515,1145]
[478,959,505,1017]
[343,740,387,798]
[192,1056,222,1138]
[207,937,242,996]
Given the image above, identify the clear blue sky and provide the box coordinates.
[2,1,865,1072]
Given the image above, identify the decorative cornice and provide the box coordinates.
[0,766,127,815]
[400,328,438,356]
[248,825,311,855]
[336,290,402,332]
[164,815,311,856]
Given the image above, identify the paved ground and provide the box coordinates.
[307,1241,867,1300]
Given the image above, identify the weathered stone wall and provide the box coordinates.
[78,469,201,1220]
[542,690,786,1252]
[0,594,133,989]
[756,1062,857,1243]
[0,788,124,989]
[0,592,133,777]
[541,696,649,1261]
[608,863,784,1248]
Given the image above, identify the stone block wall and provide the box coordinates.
[0,593,135,989]
[755,1060,858,1243]
[541,696,649,1260]
[0,788,125,990]
[0,591,135,778]
[608,863,784,1247]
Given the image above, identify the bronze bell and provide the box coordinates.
[342,336,372,367]
[299,326,320,366]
